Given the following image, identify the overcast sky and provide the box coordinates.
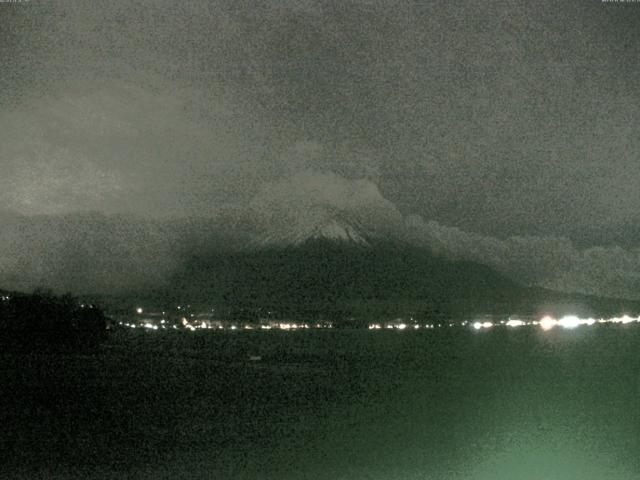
[1,0,640,297]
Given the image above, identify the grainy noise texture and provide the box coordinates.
[1,0,639,298]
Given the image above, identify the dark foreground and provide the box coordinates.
[2,327,640,479]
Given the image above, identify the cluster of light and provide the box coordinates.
[473,321,494,330]
[276,323,311,330]
[372,323,422,330]
[530,315,639,331]
[505,319,525,328]
[610,315,637,324]
[175,321,330,331]
[557,315,586,329]
[119,320,171,329]
[365,322,447,330]
[369,322,436,330]
[120,312,640,333]
[538,316,558,331]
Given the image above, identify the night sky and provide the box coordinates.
[4,5,640,478]
[1,0,640,298]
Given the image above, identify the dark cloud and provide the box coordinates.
[0,212,181,294]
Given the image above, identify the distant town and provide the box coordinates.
[112,304,640,333]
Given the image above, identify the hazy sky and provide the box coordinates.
[2,1,640,297]
[2,0,638,237]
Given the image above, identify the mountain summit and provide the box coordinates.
[259,217,371,247]
[307,219,369,245]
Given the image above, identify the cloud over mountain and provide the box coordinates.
[1,170,639,300]
[404,215,640,300]
[243,170,404,245]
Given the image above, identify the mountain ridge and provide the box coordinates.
[163,236,640,321]
[3,211,640,316]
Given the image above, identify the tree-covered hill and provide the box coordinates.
[0,290,107,351]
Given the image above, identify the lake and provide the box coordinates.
[2,326,639,479]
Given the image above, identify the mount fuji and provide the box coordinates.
[3,209,635,321]
[161,204,640,322]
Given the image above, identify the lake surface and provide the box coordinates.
[2,326,640,479]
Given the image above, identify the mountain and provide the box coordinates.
[3,210,639,321]
[166,237,536,321]
[161,213,640,322]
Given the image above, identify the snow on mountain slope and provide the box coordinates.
[259,217,371,247]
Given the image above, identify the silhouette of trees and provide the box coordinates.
[0,290,107,352]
